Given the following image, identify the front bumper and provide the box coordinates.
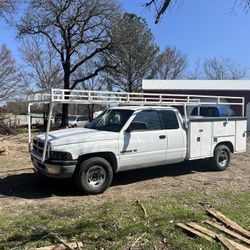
[31,151,77,179]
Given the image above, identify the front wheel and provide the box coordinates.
[75,157,113,194]
[211,145,231,171]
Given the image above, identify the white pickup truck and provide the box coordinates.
[31,106,247,194]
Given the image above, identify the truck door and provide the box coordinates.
[118,110,167,170]
[158,110,186,163]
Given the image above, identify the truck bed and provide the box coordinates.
[186,117,247,160]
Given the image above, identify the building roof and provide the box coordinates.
[142,80,250,91]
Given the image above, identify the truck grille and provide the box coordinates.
[33,139,48,156]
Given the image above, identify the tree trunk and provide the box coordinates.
[43,104,49,132]
[128,84,133,92]
[61,69,70,128]
[61,104,68,127]
[128,70,133,92]
[87,104,95,121]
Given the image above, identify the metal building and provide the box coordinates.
[142,79,250,131]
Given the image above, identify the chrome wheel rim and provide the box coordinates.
[86,165,106,189]
[218,150,228,167]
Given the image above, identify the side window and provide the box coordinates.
[159,110,179,129]
[133,110,161,130]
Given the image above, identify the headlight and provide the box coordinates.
[50,151,73,161]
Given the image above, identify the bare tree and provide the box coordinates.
[74,61,107,120]
[0,44,21,102]
[0,44,22,134]
[0,0,16,20]
[20,37,63,90]
[152,47,187,79]
[20,37,64,129]
[204,57,246,80]
[105,13,158,92]
[186,59,204,79]
[17,0,118,127]
[233,0,250,12]
[4,100,27,114]
[187,57,246,80]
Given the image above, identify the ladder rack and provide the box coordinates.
[28,88,245,107]
[27,88,245,162]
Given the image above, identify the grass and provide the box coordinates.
[0,190,249,249]
[14,127,42,134]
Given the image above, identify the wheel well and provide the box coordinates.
[76,152,118,172]
[215,141,234,153]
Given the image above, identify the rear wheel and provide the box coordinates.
[211,145,231,171]
[75,157,113,194]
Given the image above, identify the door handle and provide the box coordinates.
[159,135,166,139]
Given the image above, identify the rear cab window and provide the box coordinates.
[158,110,179,129]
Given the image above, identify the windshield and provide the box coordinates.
[86,109,134,132]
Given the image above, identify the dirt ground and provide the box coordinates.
[0,133,249,213]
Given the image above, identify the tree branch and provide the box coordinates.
[155,0,171,23]
[70,43,111,74]
[71,64,116,90]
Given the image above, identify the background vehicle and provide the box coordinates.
[93,111,103,119]
[68,115,89,127]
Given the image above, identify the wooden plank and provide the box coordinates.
[227,239,250,250]
[206,208,250,239]
[187,222,217,239]
[187,222,250,250]
[205,220,250,246]
[216,234,238,250]
[176,223,213,242]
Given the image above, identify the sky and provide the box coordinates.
[1,0,250,77]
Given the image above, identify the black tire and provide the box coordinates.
[75,157,113,194]
[211,145,231,171]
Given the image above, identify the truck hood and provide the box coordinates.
[36,128,118,146]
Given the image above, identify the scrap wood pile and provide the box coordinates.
[177,208,250,250]
[27,206,249,250]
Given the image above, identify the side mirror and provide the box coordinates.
[125,122,147,133]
